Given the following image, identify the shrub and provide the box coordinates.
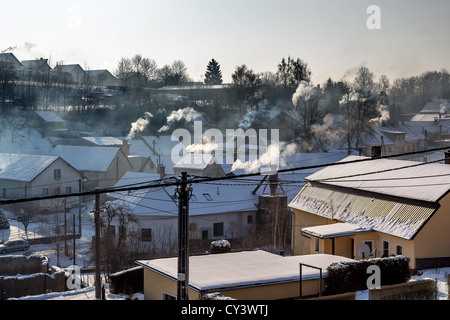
[210,239,231,254]
[325,256,411,295]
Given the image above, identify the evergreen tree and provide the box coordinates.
[204,59,223,85]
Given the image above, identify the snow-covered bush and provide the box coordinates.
[210,239,231,254]
[325,255,411,295]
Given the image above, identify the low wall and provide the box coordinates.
[0,254,48,276]
[1,271,66,300]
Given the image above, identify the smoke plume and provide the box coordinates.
[158,107,203,132]
[369,104,390,126]
[127,112,153,139]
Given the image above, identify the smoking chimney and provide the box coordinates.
[371,145,381,158]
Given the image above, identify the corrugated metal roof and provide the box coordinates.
[289,183,436,240]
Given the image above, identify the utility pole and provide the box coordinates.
[94,192,101,300]
[73,214,76,266]
[176,172,191,300]
[78,178,82,236]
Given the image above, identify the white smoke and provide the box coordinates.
[292,82,314,106]
[369,104,390,125]
[127,112,153,139]
[310,114,345,152]
[231,142,298,174]
[158,107,203,132]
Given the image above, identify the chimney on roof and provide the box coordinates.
[122,140,129,156]
[371,145,381,158]
[157,163,165,179]
[445,151,450,165]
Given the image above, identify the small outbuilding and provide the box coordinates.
[136,250,354,300]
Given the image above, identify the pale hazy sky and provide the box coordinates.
[1,0,449,85]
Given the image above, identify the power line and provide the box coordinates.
[0,146,449,206]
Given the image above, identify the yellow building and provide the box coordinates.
[288,154,450,270]
[136,250,354,300]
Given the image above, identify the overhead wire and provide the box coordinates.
[0,146,449,206]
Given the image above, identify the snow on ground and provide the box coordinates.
[2,201,449,300]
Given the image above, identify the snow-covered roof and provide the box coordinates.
[302,223,370,239]
[109,177,260,217]
[35,111,65,123]
[80,136,123,146]
[173,153,216,170]
[0,153,59,182]
[50,145,121,172]
[136,250,354,292]
[304,155,450,203]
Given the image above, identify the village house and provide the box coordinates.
[20,58,52,82]
[107,172,261,254]
[288,151,450,270]
[136,249,354,300]
[52,64,86,83]
[34,110,67,138]
[0,153,81,209]
[50,145,132,190]
[0,52,22,70]
[84,69,116,87]
[68,137,156,174]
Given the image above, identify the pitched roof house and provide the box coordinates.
[0,153,81,208]
[0,53,22,69]
[288,153,450,270]
[53,64,85,83]
[85,69,116,87]
[50,145,132,190]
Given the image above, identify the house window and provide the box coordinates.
[54,169,61,180]
[247,214,254,224]
[396,244,403,256]
[66,186,72,194]
[190,223,197,231]
[54,187,60,195]
[163,292,176,300]
[314,237,320,252]
[363,240,375,257]
[2,188,6,198]
[108,225,116,238]
[203,193,213,201]
[42,188,48,196]
[382,240,389,257]
[202,230,209,240]
[213,222,224,237]
[141,228,152,241]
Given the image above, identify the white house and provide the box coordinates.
[0,153,81,209]
[50,145,132,190]
[107,172,261,254]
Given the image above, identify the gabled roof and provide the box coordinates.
[0,53,22,67]
[0,153,59,182]
[289,155,450,239]
[35,110,65,123]
[21,58,51,70]
[50,145,121,172]
[109,174,260,217]
[304,155,450,203]
[80,136,123,146]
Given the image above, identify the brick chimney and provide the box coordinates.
[122,140,129,156]
[371,145,381,158]
[445,151,450,164]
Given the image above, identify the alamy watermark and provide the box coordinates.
[171,121,281,174]
[367,5,381,30]
[66,264,82,290]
